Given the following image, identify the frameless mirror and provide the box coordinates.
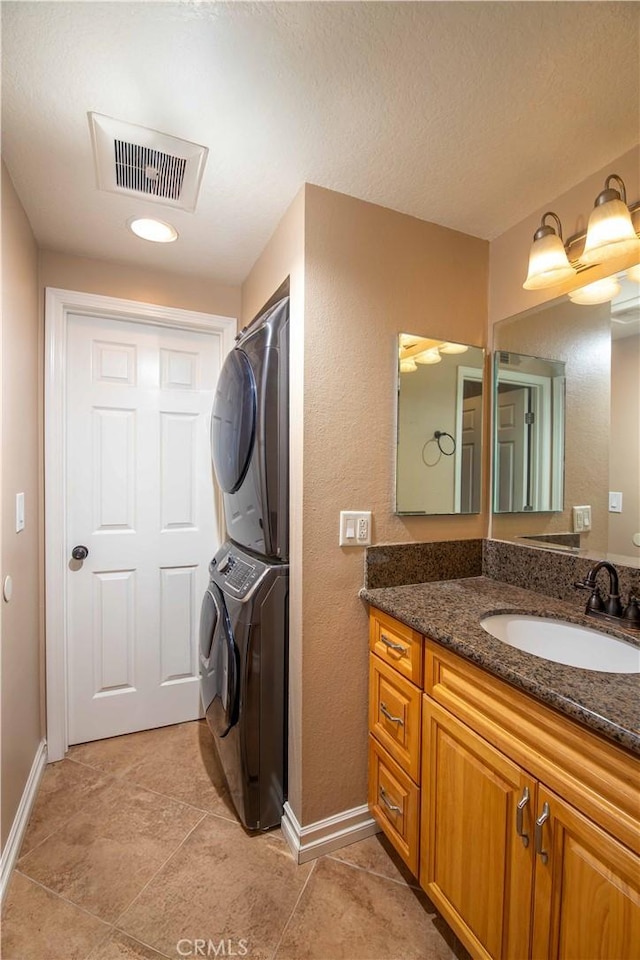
[396,335,485,515]
[493,351,566,513]
[491,269,640,565]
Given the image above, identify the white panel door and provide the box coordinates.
[66,314,220,744]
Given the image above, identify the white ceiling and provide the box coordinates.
[2,1,639,286]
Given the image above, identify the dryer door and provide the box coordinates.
[211,349,257,494]
[199,585,240,739]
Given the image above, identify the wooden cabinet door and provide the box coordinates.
[532,785,640,960]
[421,697,535,960]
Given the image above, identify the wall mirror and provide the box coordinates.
[396,335,485,515]
[493,351,565,514]
[491,268,640,565]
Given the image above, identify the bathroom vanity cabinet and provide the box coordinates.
[368,607,640,960]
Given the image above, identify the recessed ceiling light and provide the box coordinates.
[127,217,178,243]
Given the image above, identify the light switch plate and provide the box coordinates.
[16,492,25,533]
[339,510,372,547]
[572,505,592,532]
[609,491,623,513]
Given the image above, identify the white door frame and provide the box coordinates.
[45,287,236,762]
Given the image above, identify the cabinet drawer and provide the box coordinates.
[369,653,421,782]
[368,735,419,876]
[369,609,423,684]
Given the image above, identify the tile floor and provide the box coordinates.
[2,721,469,960]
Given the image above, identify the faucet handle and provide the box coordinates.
[622,595,640,626]
[574,580,605,612]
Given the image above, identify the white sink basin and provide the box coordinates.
[480,614,640,674]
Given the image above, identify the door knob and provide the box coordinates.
[72,545,89,561]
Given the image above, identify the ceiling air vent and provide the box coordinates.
[89,113,208,212]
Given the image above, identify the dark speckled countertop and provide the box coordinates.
[361,577,640,756]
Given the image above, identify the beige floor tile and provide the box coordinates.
[274,856,456,960]
[87,929,171,959]
[117,815,312,960]
[0,871,110,960]
[67,724,189,778]
[18,778,204,922]
[70,722,237,821]
[329,832,420,887]
[18,758,109,858]
[119,721,237,820]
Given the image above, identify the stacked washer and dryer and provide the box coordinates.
[199,294,289,831]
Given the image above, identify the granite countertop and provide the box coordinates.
[361,576,640,756]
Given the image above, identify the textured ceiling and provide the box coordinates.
[2,1,639,285]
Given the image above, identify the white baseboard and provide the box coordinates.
[0,739,47,903]
[281,801,380,864]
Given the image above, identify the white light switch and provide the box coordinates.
[609,491,623,513]
[16,493,25,533]
[339,510,372,547]
[572,505,592,533]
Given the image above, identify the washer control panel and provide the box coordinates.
[215,552,263,598]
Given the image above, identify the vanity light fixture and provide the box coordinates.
[415,348,442,364]
[522,174,640,294]
[523,212,577,290]
[439,342,469,355]
[581,175,640,266]
[626,263,640,283]
[127,216,178,243]
[568,276,622,306]
[400,357,418,373]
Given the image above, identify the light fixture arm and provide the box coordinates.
[533,211,564,242]
[595,174,627,207]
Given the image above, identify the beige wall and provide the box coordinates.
[1,161,42,850]
[492,299,611,552]
[610,335,640,561]
[489,145,639,325]
[39,250,241,320]
[242,184,489,826]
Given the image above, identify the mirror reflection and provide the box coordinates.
[493,351,565,513]
[492,269,640,564]
[396,336,485,515]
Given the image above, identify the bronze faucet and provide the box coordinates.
[575,560,640,630]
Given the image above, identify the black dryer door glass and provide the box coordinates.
[211,349,257,494]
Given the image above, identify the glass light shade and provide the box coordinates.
[128,217,178,243]
[399,358,417,373]
[581,199,639,265]
[626,263,640,283]
[438,342,469,355]
[568,277,621,305]
[415,348,442,365]
[523,233,576,289]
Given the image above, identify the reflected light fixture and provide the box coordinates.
[581,175,640,266]
[128,217,178,243]
[415,348,442,364]
[439,342,469,355]
[626,263,640,283]
[523,211,577,290]
[400,358,418,373]
[568,276,621,305]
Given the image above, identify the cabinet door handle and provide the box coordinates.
[379,787,402,815]
[535,802,550,864]
[380,702,404,725]
[516,786,530,848]
[380,633,407,654]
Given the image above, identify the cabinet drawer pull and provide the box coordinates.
[535,802,550,864]
[379,787,402,815]
[380,702,404,725]
[380,633,407,654]
[516,786,530,848]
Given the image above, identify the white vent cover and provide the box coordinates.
[89,113,208,212]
